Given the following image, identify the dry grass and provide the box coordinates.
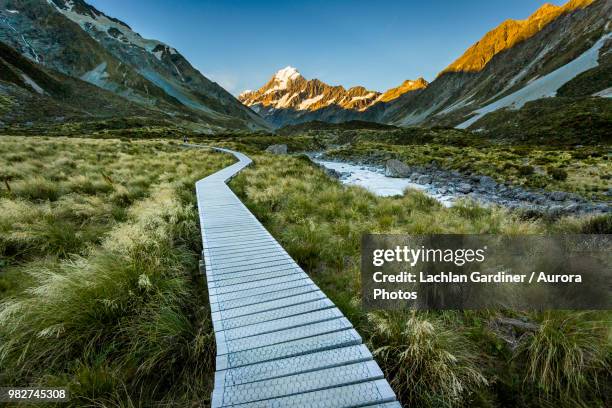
[229,151,611,407]
[0,136,609,407]
[0,137,232,406]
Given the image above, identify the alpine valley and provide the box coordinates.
[1,1,611,408]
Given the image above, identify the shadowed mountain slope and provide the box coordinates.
[0,0,269,132]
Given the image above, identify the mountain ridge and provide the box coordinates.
[376,0,610,130]
[441,0,595,74]
[0,0,269,132]
[239,66,428,128]
[238,0,609,130]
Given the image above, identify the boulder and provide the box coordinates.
[489,317,539,351]
[479,176,497,189]
[456,183,472,194]
[550,191,569,201]
[516,192,531,201]
[563,203,580,213]
[416,175,432,185]
[265,144,288,154]
[385,159,411,177]
[324,168,342,179]
[546,205,565,217]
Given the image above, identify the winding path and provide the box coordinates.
[195,147,400,407]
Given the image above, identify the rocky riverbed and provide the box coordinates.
[312,154,610,216]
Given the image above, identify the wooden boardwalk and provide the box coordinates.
[195,147,400,407]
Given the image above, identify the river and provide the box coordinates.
[313,158,455,206]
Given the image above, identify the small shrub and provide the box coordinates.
[581,214,612,234]
[547,166,568,181]
[517,165,535,176]
[528,174,549,188]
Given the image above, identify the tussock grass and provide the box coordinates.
[230,152,610,407]
[369,311,487,407]
[1,136,608,406]
[0,137,230,266]
[515,311,611,406]
[0,137,232,405]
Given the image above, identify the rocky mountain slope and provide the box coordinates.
[383,0,611,128]
[0,0,269,132]
[441,0,596,74]
[0,40,170,130]
[239,66,427,128]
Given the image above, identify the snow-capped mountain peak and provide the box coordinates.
[238,68,428,128]
[273,66,302,88]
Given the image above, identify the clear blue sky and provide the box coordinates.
[88,0,557,95]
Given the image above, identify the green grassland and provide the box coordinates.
[0,135,610,407]
[0,137,233,406]
[226,151,610,408]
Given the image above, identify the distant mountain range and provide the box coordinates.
[0,0,609,134]
[239,67,427,128]
[0,0,269,132]
[241,0,611,130]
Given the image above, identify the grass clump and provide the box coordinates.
[547,166,568,181]
[0,184,214,405]
[514,312,611,406]
[369,311,487,407]
[580,213,612,234]
[11,176,62,201]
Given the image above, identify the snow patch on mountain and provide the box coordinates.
[277,92,298,108]
[593,87,612,98]
[47,0,168,57]
[21,74,44,94]
[0,11,41,63]
[80,62,110,87]
[436,95,475,116]
[298,94,324,110]
[457,32,612,129]
[351,93,376,101]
